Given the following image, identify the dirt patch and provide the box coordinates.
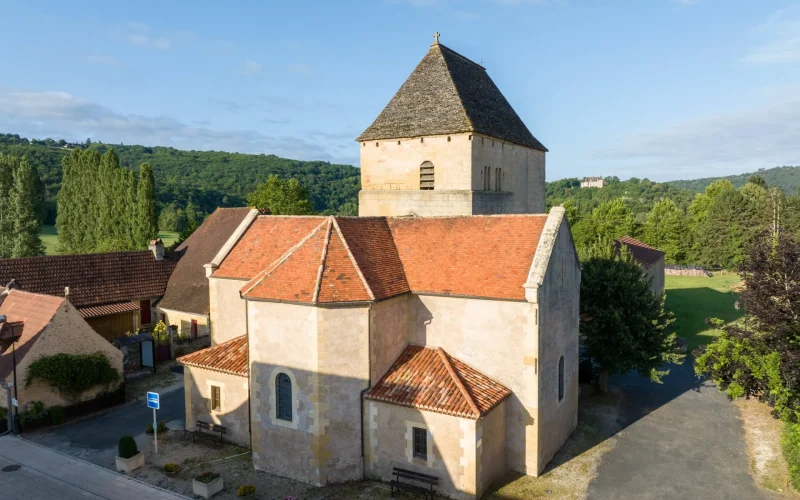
[735,398,799,497]
[484,385,623,499]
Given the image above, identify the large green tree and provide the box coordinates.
[246,174,314,215]
[643,199,689,264]
[0,154,15,258]
[11,158,45,257]
[580,253,682,392]
[136,163,158,245]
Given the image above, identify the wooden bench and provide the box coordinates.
[192,421,226,446]
[390,467,438,499]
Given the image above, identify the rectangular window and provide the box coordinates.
[211,385,221,411]
[420,162,434,190]
[413,427,427,460]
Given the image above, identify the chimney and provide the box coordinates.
[149,238,164,261]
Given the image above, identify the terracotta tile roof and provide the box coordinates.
[78,301,140,319]
[616,235,666,268]
[214,216,326,280]
[0,251,176,308]
[222,214,548,303]
[177,335,248,377]
[364,345,510,419]
[159,208,252,315]
[357,43,546,152]
[0,290,65,379]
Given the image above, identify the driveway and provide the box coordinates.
[26,385,184,467]
[586,359,773,499]
[0,436,187,499]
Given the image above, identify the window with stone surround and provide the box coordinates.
[413,427,427,459]
[420,162,434,190]
[276,373,292,421]
[558,356,565,402]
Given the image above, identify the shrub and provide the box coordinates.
[118,436,139,459]
[237,485,256,497]
[195,472,220,483]
[157,420,168,433]
[163,463,180,473]
[0,407,6,419]
[26,352,119,400]
[49,405,65,425]
[145,422,154,434]
[783,422,800,491]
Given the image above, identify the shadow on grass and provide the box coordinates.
[665,286,743,352]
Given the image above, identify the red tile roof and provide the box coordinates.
[177,335,248,377]
[0,290,65,379]
[616,235,666,268]
[364,345,510,419]
[221,214,548,303]
[0,251,175,308]
[78,301,140,319]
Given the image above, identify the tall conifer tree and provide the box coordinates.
[136,163,158,245]
[0,154,17,258]
[10,158,45,258]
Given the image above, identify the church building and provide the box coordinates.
[178,36,580,500]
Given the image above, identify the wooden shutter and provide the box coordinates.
[420,162,434,190]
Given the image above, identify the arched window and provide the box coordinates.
[420,162,434,190]
[558,356,565,402]
[276,373,292,421]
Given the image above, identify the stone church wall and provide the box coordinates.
[208,276,248,345]
[183,366,250,446]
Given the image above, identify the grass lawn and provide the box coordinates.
[38,225,179,256]
[664,272,743,352]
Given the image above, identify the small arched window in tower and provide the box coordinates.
[420,162,434,190]
[495,167,502,191]
[484,166,491,191]
[276,373,292,421]
[558,356,565,402]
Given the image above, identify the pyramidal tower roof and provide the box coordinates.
[357,39,547,152]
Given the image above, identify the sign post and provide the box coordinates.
[147,392,160,454]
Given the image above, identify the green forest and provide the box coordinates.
[666,165,800,194]
[0,133,361,226]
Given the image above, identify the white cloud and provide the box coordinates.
[87,55,118,66]
[240,60,263,75]
[742,5,800,64]
[128,34,149,46]
[596,88,800,180]
[0,88,350,163]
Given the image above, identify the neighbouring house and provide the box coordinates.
[0,240,175,340]
[178,37,581,500]
[580,176,606,188]
[0,289,123,411]
[616,235,666,296]
[156,207,256,342]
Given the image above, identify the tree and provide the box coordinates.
[136,163,158,245]
[0,154,17,258]
[591,199,635,241]
[246,174,314,215]
[748,175,767,188]
[580,254,682,392]
[696,189,758,268]
[10,157,45,257]
[642,199,689,264]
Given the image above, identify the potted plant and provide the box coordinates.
[115,436,144,473]
[193,471,223,499]
[237,485,256,497]
[163,463,180,478]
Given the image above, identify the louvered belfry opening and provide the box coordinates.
[420,161,435,190]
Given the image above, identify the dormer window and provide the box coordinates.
[420,162,434,190]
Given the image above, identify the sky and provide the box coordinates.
[0,0,799,182]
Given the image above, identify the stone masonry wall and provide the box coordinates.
[208,277,248,345]
[184,366,250,446]
[157,308,209,339]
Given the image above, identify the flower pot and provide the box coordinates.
[164,469,180,478]
[193,476,224,499]
[115,452,144,473]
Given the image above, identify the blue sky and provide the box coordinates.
[0,0,798,181]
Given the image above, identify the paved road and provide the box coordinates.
[26,385,184,466]
[586,359,772,500]
[0,436,188,499]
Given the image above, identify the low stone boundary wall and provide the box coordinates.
[665,266,711,277]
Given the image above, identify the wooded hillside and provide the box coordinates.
[666,166,800,194]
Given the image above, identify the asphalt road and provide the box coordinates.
[25,385,184,466]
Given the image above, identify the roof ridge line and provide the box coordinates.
[437,347,480,417]
[240,219,329,298]
[331,217,376,301]
[435,44,476,134]
[312,218,334,304]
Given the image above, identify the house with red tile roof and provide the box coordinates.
[178,38,580,500]
[0,289,123,412]
[616,235,666,296]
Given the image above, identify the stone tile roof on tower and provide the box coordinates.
[357,43,547,151]
[177,334,248,377]
[364,345,511,419]
[0,290,65,379]
[159,207,253,315]
[0,251,175,309]
[616,235,665,268]
[216,214,549,303]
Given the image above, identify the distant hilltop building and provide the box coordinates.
[580,176,606,188]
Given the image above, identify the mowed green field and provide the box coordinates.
[39,225,179,256]
[664,272,743,352]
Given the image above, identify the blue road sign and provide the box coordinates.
[147,392,160,410]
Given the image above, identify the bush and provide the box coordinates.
[163,463,180,473]
[26,352,119,400]
[157,420,168,433]
[49,406,65,425]
[237,485,256,497]
[783,422,800,491]
[195,472,220,483]
[145,422,154,434]
[118,436,139,459]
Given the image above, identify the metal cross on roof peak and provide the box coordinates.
[433,32,440,44]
